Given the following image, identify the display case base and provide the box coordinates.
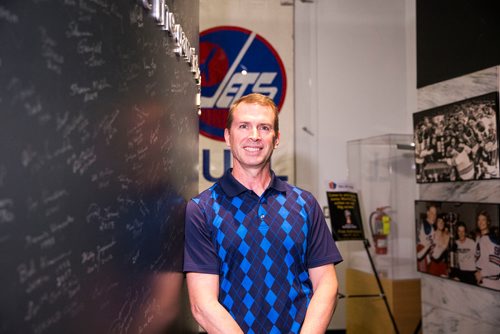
[345,268,421,334]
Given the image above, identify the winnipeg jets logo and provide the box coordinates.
[199,26,286,141]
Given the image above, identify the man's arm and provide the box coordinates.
[186,272,243,334]
[300,264,339,334]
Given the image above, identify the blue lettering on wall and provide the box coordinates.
[202,149,289,183]
[203,149,231,182]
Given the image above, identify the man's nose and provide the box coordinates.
[250,127,260,140]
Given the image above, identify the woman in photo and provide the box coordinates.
[428,213,451,277]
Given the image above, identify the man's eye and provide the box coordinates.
[260,125,271,131]
[239,124,248,129]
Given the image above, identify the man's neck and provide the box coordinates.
[231,166,272,197]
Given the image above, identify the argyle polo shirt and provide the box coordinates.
[184,169,343,334]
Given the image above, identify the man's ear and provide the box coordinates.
[224,128,231,147]
[274,131,281,148]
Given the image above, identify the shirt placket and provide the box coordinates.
[257,192,269,228]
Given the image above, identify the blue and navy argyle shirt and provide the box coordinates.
[184,169,342,333]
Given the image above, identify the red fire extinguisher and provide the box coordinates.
[369,206,391,255]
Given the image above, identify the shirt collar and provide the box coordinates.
[219,168,287,197]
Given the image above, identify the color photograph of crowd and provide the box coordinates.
[413,92,499,183]
[415,201,500,291]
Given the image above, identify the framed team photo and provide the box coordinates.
[413,92,499,183]
[415,200,500,291]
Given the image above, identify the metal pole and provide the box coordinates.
[364,239,400,334]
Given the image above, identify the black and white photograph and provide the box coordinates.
[415,200,500,291]
[413,92,499,183]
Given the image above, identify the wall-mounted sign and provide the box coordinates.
[199,26,287,141]
[141,0,200,84]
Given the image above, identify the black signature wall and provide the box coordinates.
[0,1,199,333]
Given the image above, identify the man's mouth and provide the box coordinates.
[244,146,262,152]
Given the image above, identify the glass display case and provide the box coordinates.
[344,134,421,334]
[346,134,418,279]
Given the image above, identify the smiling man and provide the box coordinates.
[184,93,343,333]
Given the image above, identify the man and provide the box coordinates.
[450,222,476,285]
[417,203,437,272]
[184,93,343,333]
[444,143,474,181]
[474,211,500,291]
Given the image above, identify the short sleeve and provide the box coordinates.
[306,197,343,268]
[183,199,220,274]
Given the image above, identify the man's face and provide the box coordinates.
[426,206,437,224]
[224,102,280,171]
[457,226,466,241]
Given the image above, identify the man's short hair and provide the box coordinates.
[226,93,279,133]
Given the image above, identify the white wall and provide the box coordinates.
[294,0,416,329]
[295,0,415,195]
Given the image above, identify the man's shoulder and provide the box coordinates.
[191,182,222,204]
[277,181,317,204]
[466,237,476,243]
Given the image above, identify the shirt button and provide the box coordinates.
[260,214,265,219]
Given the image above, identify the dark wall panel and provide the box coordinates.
[417,0,500,88]
[0,1,199,333]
